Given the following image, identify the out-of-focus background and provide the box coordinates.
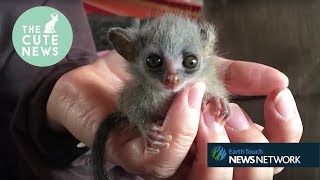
[86,0,203,51]
[85,0,319,179]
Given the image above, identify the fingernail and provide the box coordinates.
[203,104,224,132]
[226,103,252,130]
[188,82,206,109]
[274,88,297,120]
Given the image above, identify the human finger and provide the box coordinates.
[110,82,206,178]
[225,103,273,180]
[189,103,233,180]
[216,58,289,96]
[263,88,303,174]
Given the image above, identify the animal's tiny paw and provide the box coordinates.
[209,97,231,125]
[143,123,172,154]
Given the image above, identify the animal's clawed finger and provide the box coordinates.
[144,123,172,154]
[208,97,231,125]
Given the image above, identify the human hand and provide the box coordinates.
[46,51,301,179]
[173,88,302,180]
[159,59,302,180]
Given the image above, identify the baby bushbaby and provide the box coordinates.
[91,14,230,180]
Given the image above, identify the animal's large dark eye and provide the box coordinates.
[146,54,163,68]
[183,55,198,69]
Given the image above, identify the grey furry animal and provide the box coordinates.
[92,14,230,180]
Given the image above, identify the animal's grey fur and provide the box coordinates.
[109,13,229,135]
[92,13,230,180]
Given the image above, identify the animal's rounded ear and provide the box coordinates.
[199,21,216,43]
[198,21,217,58]
[108,28,131,43]
[108,28,137,62]
[200,28,208,39]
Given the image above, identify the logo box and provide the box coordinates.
[12,6,73,67]
[208,143,320,167]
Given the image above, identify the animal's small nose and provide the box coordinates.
[166,74,180,84]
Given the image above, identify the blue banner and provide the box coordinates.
[207,143,320,167]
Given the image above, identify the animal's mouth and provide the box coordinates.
[163,82,177,89]
[161,81,184,92]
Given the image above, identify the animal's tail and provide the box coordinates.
[91,112,126,180]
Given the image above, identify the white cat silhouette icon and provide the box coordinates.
[44,13,58,33]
